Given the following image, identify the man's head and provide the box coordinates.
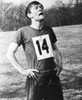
[25,1,44,21]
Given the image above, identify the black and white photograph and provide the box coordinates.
[0,0,82,100]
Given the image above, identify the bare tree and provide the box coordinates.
[55,0,64,7]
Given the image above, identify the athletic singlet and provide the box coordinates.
[12,26,57,71]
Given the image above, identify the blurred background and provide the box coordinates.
[0,0,82,31]
[0,0,82,100]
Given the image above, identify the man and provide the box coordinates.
[7,1,64,100]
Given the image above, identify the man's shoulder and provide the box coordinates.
[43,25,52,31]
[17,26,30,32]
[43,26,54,34]
[16,26,31,37]
[43,25,51,29]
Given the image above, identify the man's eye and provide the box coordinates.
[40,6,43,9]
[33,6,38,10]
[35,6,38,9]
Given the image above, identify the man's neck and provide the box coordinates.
[30,20,43,30]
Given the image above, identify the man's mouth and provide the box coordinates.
[39,12,43,16]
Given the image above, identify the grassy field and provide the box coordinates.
[0,24,82,100]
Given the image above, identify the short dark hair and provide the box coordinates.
[25,1,43,18]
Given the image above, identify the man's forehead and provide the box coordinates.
[29,4,43,9]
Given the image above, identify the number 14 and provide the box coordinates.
[32,34,53,60]
[36,39,49,55]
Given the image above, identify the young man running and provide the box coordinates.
[7,1,64,100]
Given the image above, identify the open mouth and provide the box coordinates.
[39,12,43,16]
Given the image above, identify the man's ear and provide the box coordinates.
[27,13,32,18]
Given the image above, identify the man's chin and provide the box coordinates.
[39,16,44,21]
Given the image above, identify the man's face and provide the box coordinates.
[28,4,44,21]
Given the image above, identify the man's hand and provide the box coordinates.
[55,62,63,76]
[23,69,39,79]
[52,43,63,76]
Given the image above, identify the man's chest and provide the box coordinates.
[22,29,53,60]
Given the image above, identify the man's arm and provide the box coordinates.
[6,42,38,78]
[52,43,63,76]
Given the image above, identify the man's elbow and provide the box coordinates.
[6,49,13,61]
[6,42,18,62]
[6,50,10,61]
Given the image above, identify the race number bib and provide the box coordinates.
[32,34,53,60]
